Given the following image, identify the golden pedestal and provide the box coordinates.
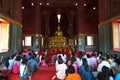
[49,36,69,48]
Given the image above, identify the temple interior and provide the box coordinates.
[0,0,120,80]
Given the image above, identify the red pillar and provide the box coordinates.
[77,1,84,34]
[35,0,41,34]
[99,0,110,22]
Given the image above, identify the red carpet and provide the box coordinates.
[2,64,56,80]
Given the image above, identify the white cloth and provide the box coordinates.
[8,59,14,70]
[20,65,26,77]
[87,58,94,69]
[55,60,58,68]
[76,58,83,67]
[60,54,67,63]
[56,63,67,79]
[97,60,110,72]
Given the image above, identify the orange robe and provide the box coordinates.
[65,73,82,80]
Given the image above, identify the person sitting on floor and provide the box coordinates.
[79,58,95,80]
[52,55,67,80]
[41,53,48,67]
[20,58,31,80]
[13,55,21,74]
[28,54,39,76]
[71,58,79,73]
[97,66,114,80]
[65,65,82,80]
[8,55,15,73]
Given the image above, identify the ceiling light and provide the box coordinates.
[22,6,24,9]
[31,3,34,6]
[47,3,49,5]
[40,3,42,5]
[75,3,78,6]
[83,3,86,6]
[93,7,96,10]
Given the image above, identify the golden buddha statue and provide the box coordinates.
[49,25,68,48]
[55,25,63,37]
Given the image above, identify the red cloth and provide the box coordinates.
[38,51,42,57]
[75,51,79,57]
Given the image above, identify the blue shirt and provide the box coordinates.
[79,65,95,80]
[28,59,38,73]
[115,73,120,80]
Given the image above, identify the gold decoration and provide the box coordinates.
[51,36,67,43]
[76,34,96,37]
[55,25,63,37]
[0,13,22,27]
[49,25,69,48]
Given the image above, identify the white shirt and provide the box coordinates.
[76,58,83,67]
[97,60,110,72]
[8,59,14,70]
[56,63,67,79]
[55,60,58,68]
[60,54,67,63]
[20,65,26,77]
[87,58,94,69]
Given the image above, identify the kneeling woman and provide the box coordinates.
[52,55,67,80]
[20,59,31,80]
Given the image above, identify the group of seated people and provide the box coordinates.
[51,50,120,80]
[0,49,120,80]
[0,50,49,80]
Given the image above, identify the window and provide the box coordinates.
[25,36,32,46]
[78,37,82,45]
[0,18,9,53]
[22,40,25,46]
[112,20,120,50]
[87,36,94,46]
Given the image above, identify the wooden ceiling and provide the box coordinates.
[22,0,98,7]
[22,0,98,35]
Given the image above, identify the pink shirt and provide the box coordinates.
[73,63,79,73]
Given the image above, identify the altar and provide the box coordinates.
[49,25,69,48]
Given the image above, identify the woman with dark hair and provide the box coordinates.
[71,58,79,73]
[65,65,81,80]
[8,55,15,72]
[97,66,114,80]
[41,53,48,67]
[28,54,39,76]
[79,58,95,80]
[13,56,21,74]
[20,59,31,80]
[52,55,67,80]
